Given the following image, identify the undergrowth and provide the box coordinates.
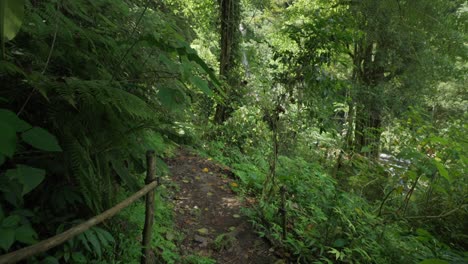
[109,185,181,264]
[200,141,468,264]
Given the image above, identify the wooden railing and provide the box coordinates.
[0,150,158,264]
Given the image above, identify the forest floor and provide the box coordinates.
[166,148,278,263]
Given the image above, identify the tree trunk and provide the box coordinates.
[352,40,384,158]
[214,0,240,124]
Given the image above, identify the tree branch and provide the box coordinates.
[405,204,467,219]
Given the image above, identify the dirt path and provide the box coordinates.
[166,149,278,263]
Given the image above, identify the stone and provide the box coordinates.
[194,234,209,247]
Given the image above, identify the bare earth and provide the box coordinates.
[166,148,278,264]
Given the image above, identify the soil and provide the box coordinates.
[166,148,278,264]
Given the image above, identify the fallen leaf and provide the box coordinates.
[195,176,201,180]
[233,214,241,218]
[197,228,209,235]
[202,168,209,173]
[207,192,213,196]
[230,182,238,188]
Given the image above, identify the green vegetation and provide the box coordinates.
[0,0,466,263]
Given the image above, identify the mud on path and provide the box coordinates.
[166,148,278,264]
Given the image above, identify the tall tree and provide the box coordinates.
[214,0,241,124]
[347,0,465,157]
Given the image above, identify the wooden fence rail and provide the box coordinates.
[0,150,158,264]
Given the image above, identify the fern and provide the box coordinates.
[1,0,215,220]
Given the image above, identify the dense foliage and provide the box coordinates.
[0,0,466,263]
[1,0,216,262]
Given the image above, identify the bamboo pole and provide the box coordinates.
[141,150,156,264]
[0,161,158,264]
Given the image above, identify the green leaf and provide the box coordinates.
[77,233,91,252]
[434,160,451,182]
[327,248,343,260]
[84,230,101,257]
[0,154,5,165]
[64,249,70,262]
[0,228,15,251]
[2,215,21,228]
[71,252,86,263]
[93,227,114,248]
[407,170,418,180]
[146,132,165,153]
[416,228,432,242]
[360,146,371,153]
[159,53,179,72]
[0,109,31,132]
[95,227,114,244]
[0,0,25,41]
[179,56,192,80]
[190,76,213,96]
[3,189,22,207]
[158,86,186,110]
[419,259,449,264]
[333,238,346,248]
[111,160,138,191]
[0,61,26,76]
[6,165,46,195]
[156,157,169,176]
[0,122,16,157]
[429,137,449,145]
[15,225,38,244]
[186,51,221,86]
[19,165,45,195]
[41,256,59,264]
[12,209,34,218]
[21,127,62,152]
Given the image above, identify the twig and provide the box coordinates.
[378,188,395,217]
[405,205,467,219]
[400,174,421,216]
[41,22,59,75]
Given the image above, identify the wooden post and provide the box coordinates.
[141,150,156,264]
[280,185,287,240]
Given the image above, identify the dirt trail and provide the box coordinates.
[166,148,278,263]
